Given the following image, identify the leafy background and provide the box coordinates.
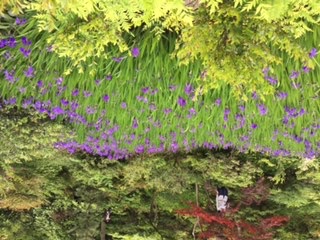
[0,0,320,239]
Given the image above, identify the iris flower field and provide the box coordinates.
[1,18,320,160]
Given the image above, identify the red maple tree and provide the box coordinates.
[176,178,289,239]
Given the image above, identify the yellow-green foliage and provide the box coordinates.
[3,0,319,99]
[269,157,320,239]
[176,0,320,100]
[0,108,73,211]
[0,0,28,15]
[28,0,192,70]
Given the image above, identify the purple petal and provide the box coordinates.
[15,18,27,25]
[121,102,127,109]
[131,47,140,58]
[103,95,110,102]
[178,96,186,107]
[302,66,310,73]
[290,71,300,79]
[309,48,318,58]
[21,37,32,46]
[184,83,194,95]
[215,98,221,106]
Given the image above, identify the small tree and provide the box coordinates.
[176,178,289,239]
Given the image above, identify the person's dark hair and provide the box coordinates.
[217,187,228,196]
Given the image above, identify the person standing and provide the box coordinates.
[216,187,228,212]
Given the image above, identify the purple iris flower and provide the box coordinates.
[106,75,112,80]
[95,79,102,85]
[57,86,66,96]
[132,118,138,129]
[145,127,150,133]
[3,97,16,105]
[290,71,300,79]
[159,136,166,142]
[170,131,177,139]
[178,96,186,107]
[252,91,258,100]
[148,147,158,154]
[266,76,278,85]
[189,108,196,115]
[103,95,110,102]
[15,18,27,25]
[33,101,44,111]
[137,96,148,103]
[139,96,147,102]
[153,120,161,128]
[224,108,231,121]
[0,39,7,48]
[304,151,316,160]
[22,98,33,108]
[24,66,34,78]
[121,102,127,109]
[19,87,26,93]
[299,108,306,116]
[142,87,149,94]
[46,45,53,52]
[282,116,289,125]
[302,66,310,73]
[257,104,268,116]
[4,70,15,83]
[132,47,140,57]
[277,92,288,100]
[215,98,221,106]
[86,106,96,115]
[56,77,63,85]
[169,85,177,91]
[7,37,16,48]
[164,108,172,115]
[21,37,32,46]
[72,89,79,96]
[83,91,92,98]
[4,51,11,59]
[262,67,270,76]
[286,107,299,117]
[135,145,144,154]
[293,135,303,143]
[171,142,179,153]
[239,105,245,112]
[150,88,158,95]
[37,80,44,88]
[20,48,31,57]
[251,123,258,129]
[149,104,156,111]
[112,57,124,63]
[185,83,194,95]
[304,140,312,154]
[309,48,318,58]
[235,114,246,129]
[61,99,69,106]
[52,106,64,115]
[71,101,79,111]
[241,135,249,141]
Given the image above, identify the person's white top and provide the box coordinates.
[216,195,228,211]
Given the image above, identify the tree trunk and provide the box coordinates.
[100,218,106,240]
